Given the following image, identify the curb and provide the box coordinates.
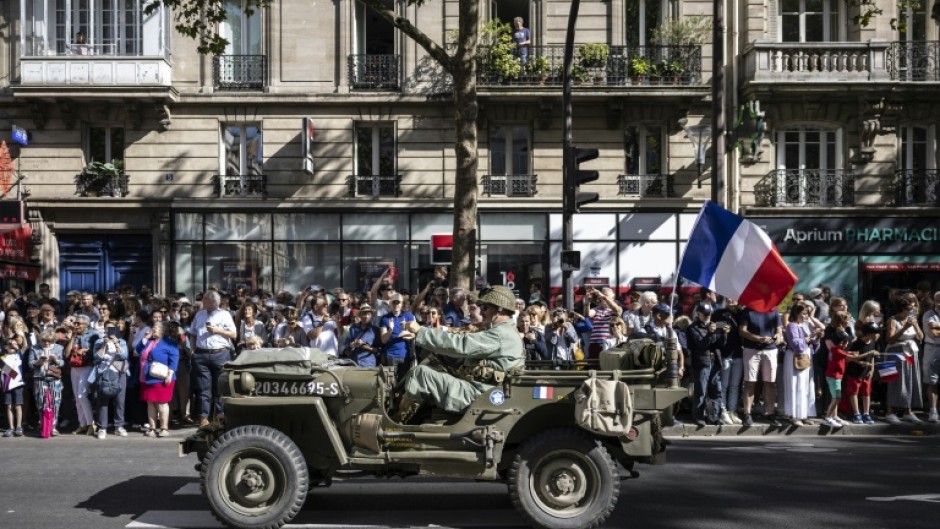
[664,421,940,437]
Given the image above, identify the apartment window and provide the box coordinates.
[355,124,396,176]
[221,0,262,56]
[624,125,663,175]
[489,125,530,175]
[780,0,841,42]
[87,126,124,164]
[898,126,936,204]
[775,126,844,205]
[55,0,144,54]
[898,2,928,43]
[626,0,668,47]
[222,124,263,176]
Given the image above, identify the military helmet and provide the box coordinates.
[478,285,517,313]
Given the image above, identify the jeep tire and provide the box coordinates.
[201,425,309,529]
[508,428,620,529]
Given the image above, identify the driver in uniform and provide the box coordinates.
[397,285,524,422]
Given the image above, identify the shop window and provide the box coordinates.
[204,212,270,241]
[87,126,124,165]
[274,243,341,293]
[342,243,408,294]
[779,0,842,43]
[274,214,341,241]
[482,242,545,300]
[204,242,272,294]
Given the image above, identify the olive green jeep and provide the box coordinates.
[179,339,685,529]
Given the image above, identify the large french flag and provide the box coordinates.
[678,201,797,312]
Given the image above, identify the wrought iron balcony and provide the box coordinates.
[213,55,266,90]
[889,169,938,206]
[348,175,401,197]
[888,41,940,81]
[754,169,855,207]
[617,174,673,197]
[476,44,702,87]
[74,173,129,197]
[214,174,267,198]
[482,174,537,197]
[348,54,401,90]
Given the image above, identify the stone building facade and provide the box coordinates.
[0,0,936,308]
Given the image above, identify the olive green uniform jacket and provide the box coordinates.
[403,319,525,413]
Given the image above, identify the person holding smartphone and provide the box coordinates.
[188,291,236,428]
[91,323,129,439]
[28,329,64,437]
[884,298,925,424]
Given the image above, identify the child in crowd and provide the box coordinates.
[2,340,26,436]
[823,330,851,428]
[845,323,881,425]
[245,336,264,351]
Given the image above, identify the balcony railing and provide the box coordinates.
[348,175,401,197]
[754,169,855,207]
[74,173,129,197]
[348,54,401,90]
[482,174,538,197]
[743,41,891,83]
[888,41,940,81]
[476,44,702,87]
[214,174,267,197]
[213,55,266,90]
[889,169,938,206]
[617,174,673,197]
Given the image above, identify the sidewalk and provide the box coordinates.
[664,419,940,437]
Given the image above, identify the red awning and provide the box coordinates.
[862,262,940,272]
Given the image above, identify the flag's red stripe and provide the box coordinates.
[738,248,797,312]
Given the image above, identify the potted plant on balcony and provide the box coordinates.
[75,160,124,197]
[659,59,686,84]
[529,55,552,85]
[629,56,651,84]
[578,43,610,84]
[479,19,522,84]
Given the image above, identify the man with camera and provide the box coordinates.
[687,304,733,426]
[545,309,582,365]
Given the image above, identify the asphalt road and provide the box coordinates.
[1,433,937,529]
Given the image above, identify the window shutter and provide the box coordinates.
[767,0,779,41]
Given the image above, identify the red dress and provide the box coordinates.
[141,380,176,403]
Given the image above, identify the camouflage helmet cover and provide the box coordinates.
[478,285,517,313]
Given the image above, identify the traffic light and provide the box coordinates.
[564,145,600,214]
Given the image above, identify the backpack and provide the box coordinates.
[96,363,122,398]
[574,370,634,437]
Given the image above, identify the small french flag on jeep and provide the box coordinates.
[533,386,554,400]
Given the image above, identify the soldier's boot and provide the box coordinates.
[396,395,422,424]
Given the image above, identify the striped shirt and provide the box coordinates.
[590,306,614,344]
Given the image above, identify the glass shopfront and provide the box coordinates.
[173,211,698,299]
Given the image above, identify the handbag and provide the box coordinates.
[793,352,811,370]
[45,365,62,380]
[149,361,170,379]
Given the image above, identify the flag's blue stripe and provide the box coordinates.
[678,201,744,287]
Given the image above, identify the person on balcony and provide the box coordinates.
[512,17,531,66]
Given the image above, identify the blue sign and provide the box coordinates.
[12,125,28,146]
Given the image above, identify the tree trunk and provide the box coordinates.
[449,0,479,291]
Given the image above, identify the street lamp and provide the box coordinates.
[680,118,711,188]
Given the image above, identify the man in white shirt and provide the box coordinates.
[189,290,236,427]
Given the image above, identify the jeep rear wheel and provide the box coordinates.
[201,425,308,529]
[508,428,620,529]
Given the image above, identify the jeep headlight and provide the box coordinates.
[238,371,256,394]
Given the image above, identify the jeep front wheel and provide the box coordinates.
[201,425,309,529]
[508,428,620,529]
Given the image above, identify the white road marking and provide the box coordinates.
[127,510,527,529]
[866,494,940,503]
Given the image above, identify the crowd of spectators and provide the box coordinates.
[1,270,938,438]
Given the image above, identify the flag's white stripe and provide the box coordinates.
[712,219,772,299]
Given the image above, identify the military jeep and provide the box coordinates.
[179,340,685,529]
